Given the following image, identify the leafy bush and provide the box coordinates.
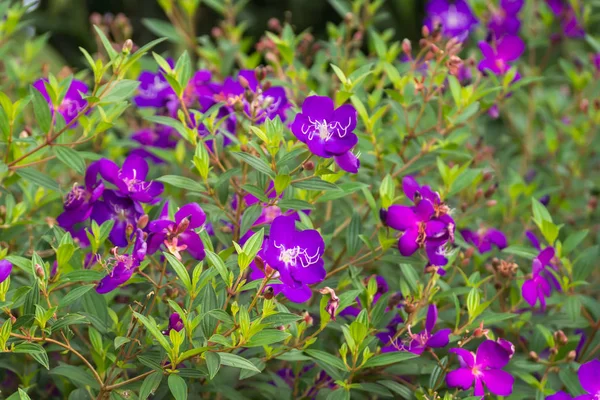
[0,0,599,399]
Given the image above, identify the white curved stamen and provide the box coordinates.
[301,116,353,142]
[274,242,320,268]
[118,169,151,193]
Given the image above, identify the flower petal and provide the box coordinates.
[476,340,510,369]
[280,284,312,303]
[398,228,419,256]
[482,369,514,396]
[178,231,206,261]
[122,154,149,180]
[402,176,420,201]
[175,203,206,229]
[386,205,417,231]
[425,304,438,332]
[578,359,600,395]
[427,329,451,348]
[0,260,12,284]
[301,96,334,120]
[521,279,538,307]
[446,368,474,390]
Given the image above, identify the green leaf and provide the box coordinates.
[239,204,262,236]
[563,230,589,255]
[93,25,119,61]
[204,250,229,284]
[305,349,347,371]
[114,336,131,350]
[139,371,163,400]
[205,351,221,380]
[361,352,419,368]
[261,313,302,326]
[17,389,32,400]
[13,342,50,370]
[157,175,205,192]
[53,146,86,175]
[292,178,339,191]
[142,18,183,43]
[532,198,552,225]
[134,312,172,352]
[168,374,188,400]
[218,352,261,372]
[100,80,140,103]
[16,168,59,192]
[30,87,52,132]
[50,363,100,389]
[163,252,192,292]
[58,284,95,308]
[232,152,275,177]
[246,330,290,347]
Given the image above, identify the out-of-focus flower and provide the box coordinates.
[147,202,207,261]
[521,247,559,310]
[461,227,508,253]
[130,126,178,163]
[168,313,184,332]
[446,340,515,396]
[96,229,146,294]
[0,260,12,284]
[134,62,175,108]
[90,190,145,247]
[424,0,478,40]
[33,78,89,125]
[479,36,525,76]
[488,0,524,39]
[545,0,585,38]
[290,96,359,173]
[546,360,600,400]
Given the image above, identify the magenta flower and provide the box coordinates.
[446,340,515,396]
[424,0,478,40]
[461,228,507,253]
[261,215,326,301]
[97,155,164,204]
[168,313,184,332]
[147,202,207,261]
[130,126,178,163]
[134,61,175,108]
[545,0,585,38]
[96,229,147,294]
[250,263,313,303]
[290,96,359,172]
[488,0,524,39]
[333,151,360,174]
[382,304,451,354]
[546,360,600,400]
[90,190,145,247]
[521,247,558,310]
[33,78,89,125]
[0,260,12,284]
[479,35,525,76]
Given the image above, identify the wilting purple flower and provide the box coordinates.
[0,260,12,284]
[33,78,89,125]
[479,36,525,76]
[446,340,515,396]
[96,230,146,294]
[97,155,163,204]
[168,313,184,332]
[130,126,178,163]
[290,96,358,163]
[488,0,524,39]
[334,151,360,174]
[56,160,105,242]
[383,304,451,354]
[147,202,206,261]
[545,0,585,38]
[134,64,175,108]
[461,228,508,253]
[90,190,145,247]
[424,0,478,40]
[496,338,516,359]
[521,247,558,310]
[261,215,326,301]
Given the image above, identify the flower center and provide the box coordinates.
[274,242,320,268]
[139,75,170,99]
[445,6,467,29]
[119,169,150,193]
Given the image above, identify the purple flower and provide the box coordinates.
[521,247,558,310]
[147,202,206,261]
[290,96,358,161]
[479,35,525,76]
[250,263,313,303]
[130,126,178,163]
[545,0,585,38]
[424,0,478,40]
[33,78,89,125]
[90,190,145,247]
[168,313,184,332]
[333,151,360,174]
[56,161,105,239]
[446,340,515,396]
[383,304,451,354]
[461,228,508,253]
[488,0,524,39]
[96,230,147,294]
[228,70,290,123]
[261,215,326,301]
[593,54,600,72]
[0,260,12,284]
[375,314,404,351]
[134,66,175,108]
[547,360,600,400]
[97,155,164,204]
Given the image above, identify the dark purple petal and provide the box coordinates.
[426,329,451,348]
[450,348,475,368]
[578,359,600,395]
[398,228,419,256]
[547,391,574,400]
[522,279,538,306]
[425,304,438,332]
[177,231,206,261]
[334,151,360,173]
[481,369,514,396]
[402,176,420,201]
[476,340,510,369]
[175,203,206,229]
[301,96,334,121]
[415,199,435,221]
[291,259,325,285]
[486,229,508,249]
[269,215,297,248]
[537,247,555,267]
[497,35,525,61]
[121,154,149,180]
[446,367,474,390]
[386,205,417,231]
[280,284,312,303]
[0,260,12,283]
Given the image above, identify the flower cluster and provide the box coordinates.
[383,176,455,269]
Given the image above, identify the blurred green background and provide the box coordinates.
[29,0,425,68]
